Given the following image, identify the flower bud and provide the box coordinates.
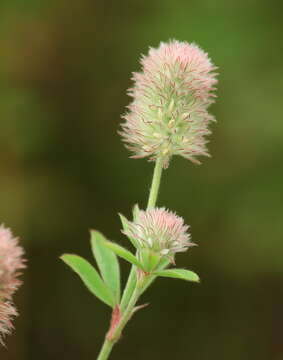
[120,40,218,168]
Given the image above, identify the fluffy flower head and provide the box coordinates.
[0,303,17,343]
[0,225,25,344]
[123,207,193,258]
[121,40,218,168]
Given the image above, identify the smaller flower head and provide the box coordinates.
[0,225,25,344]
[122,207,194,260]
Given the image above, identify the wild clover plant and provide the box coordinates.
[61,39,218,360]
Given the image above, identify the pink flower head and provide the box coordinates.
[0,225,25,344]
[122,208,194,258]
[0,303,18,344]
[120,40,218,168]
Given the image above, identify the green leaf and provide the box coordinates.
[90,230,120,304]
[119,213,138,248]
[103,241,145,270]
[61,254,114,307]
[154,269,200,283]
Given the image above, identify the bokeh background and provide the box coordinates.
[1,0,283,359]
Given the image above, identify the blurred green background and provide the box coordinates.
[1,0,283,359]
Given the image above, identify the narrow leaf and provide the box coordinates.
[119,213,138,248]
[90,230,120,303]
[61,254,114,307]
[154,269,200,283]
[103,241,145,270]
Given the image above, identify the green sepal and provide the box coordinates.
[154,268,200,283]
[60,254,114,307]
[139,248,161,272]
[132,204,140,221]
[119,213,129,231]
[90,230,120,304]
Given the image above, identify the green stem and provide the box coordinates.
[97,158,164,360]
[97,276,143,360]
[147,157,163,209]
[120,157,163,312]
[119,263,137,312]
[96,339,114,360]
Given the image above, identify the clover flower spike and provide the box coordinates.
[120,40,218,168]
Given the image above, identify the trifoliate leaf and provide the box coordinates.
[61,254,114,307]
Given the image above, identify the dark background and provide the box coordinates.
[1,0,283,359]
